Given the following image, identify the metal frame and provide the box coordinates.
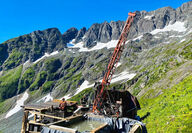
[92,12,136,113]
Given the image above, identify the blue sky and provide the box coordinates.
[0,0,190,43]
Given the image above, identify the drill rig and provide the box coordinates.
[92,12,140,118]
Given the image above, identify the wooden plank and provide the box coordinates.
[28,131,40,133]
[24,106,49,111]
[29,111,65,120]
[29,111,83,121]
[29,120,46,126]
[53,99,77,104]
[21,111,29,133]
[47,119,66,126]
[129,124,142,133]
[90,123,108,133]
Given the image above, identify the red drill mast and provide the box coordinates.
[92,12,136,113]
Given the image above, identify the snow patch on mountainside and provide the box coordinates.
[73,80,94,96]
[71,36,142,52]
[180,38,186,43]
[111,71,136,84]
[5,91,29,118]
[23,60,29,66]
[61,71,136,100]
[169,35,184,38]
[151,21,186,35]
[37,93,53,103]
[185,29,192,35]
[116,62,122,68]
[144,15,154,20]
[71,39,75,43]
[70,21,188,53]
[71,40,118,52]
[62,80,94,100]
[72,42,84,50]
[132,35,143,41]
[33,51,59,64]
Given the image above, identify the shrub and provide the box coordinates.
[29,71,47,91]
[18,67,35,93]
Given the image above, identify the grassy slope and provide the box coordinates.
[0,65,22,101]
[138,74,192,132]
[69,87,93,103]
[0,98,14,115]
[3,49,23,69]
[135,38,192,132]
[0,66,23,115]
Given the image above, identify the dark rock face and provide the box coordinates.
[151,7,176,28]
[110,20,125,40]
[98,22,112,43]
[0,44,8,69]
[83,21,124,47]
[74,27,86,43]
[176,1,192,21]
[84,23,101,48]
[0,28,66,69]
[142,33,153,42]
[29,28,65,61]
[63,27,78,43]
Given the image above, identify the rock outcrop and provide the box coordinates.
[63,27,78,44]
[0,28,66,70]
[71,1,192,48]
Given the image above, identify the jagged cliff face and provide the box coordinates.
[0,1,192,133]
[71,1,192,48]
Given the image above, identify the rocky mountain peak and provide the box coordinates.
[81,21,124,48]
[0,28,66,70]
[74,27,86,43]
[176,1,192,21]
[63,27,78,43]
[70,1,191,48]
[178,1,192,13]
[110,20,125,40]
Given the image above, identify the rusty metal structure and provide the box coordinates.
[92,12,136,113]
